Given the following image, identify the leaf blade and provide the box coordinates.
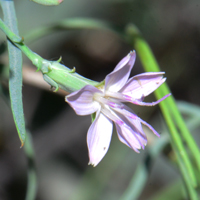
[0,0,26,146]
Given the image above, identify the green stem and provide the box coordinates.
[24,131,37,200]
[0,17,43,63]
[125,24,200,172]
[125,24,199,198]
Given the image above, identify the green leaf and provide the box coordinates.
[91,113,96,122]
[24,131,37,200]
[31,0,63,6]
[0,1,26,146]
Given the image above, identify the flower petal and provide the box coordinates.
[111,105,148,146]
[121,105,160,137]
[65,85,101,115]
[125,117,147,146]
[139,117,160,137]
[114,109,147,151]
[119,72,166,99]
[113,51,136,72]
[127,93,171,106]
[116,123,142,152]
[87,112,113,166]
[104,51,136,92]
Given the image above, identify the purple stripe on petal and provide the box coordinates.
[108,102,124,109]
[128,120,148,147]
[113,105,148,146]
[116,123,142,152]
[113,108,146,150]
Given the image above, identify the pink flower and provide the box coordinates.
[65,51,170,166]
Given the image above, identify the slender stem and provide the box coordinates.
[126,24,200,172]
[24,131,37,200]
[0,17,42,61]
[125,24,199,198]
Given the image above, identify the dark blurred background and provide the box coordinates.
[0,0,199,199]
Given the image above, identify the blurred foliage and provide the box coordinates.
[0,0,200,200]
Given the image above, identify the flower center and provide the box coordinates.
[93,93,124,109]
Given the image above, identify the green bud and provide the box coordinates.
[40,59,99,93]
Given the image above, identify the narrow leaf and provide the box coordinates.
[0,1,26,146]
[125,24,199,198]
[31,0,63,6]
